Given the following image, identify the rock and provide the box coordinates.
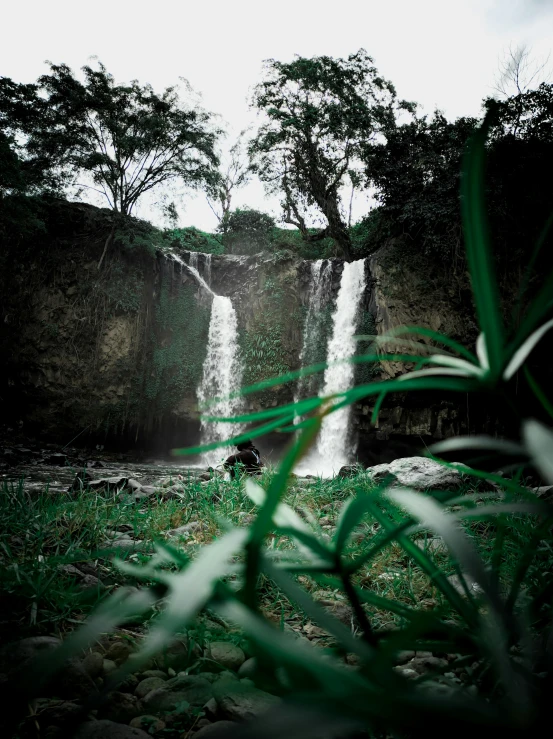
[82,651,104,678]
[194,722,237,738]
[135,677,166,699]
[0,636,96,700]
[59,564,101,588]
[140,670,167,680]
[215,684,281,721]
[393,650,416,666]
[367,456,469,491]
[532,485,553,500]
[99,691,142,723]
[103,538,145,551]
[86,460,107,469]
[405,656,448,674]
[103,659,117,675]
[155,637,201,671]
[213,671,239,687]
[337,464,364,479]
[139,486,157,496]
[89,477,129,492]
[206,642,246,671]
[118,673,140,692]
[167,521,200,537]
[237,657,257,679]
[105,641,132,665]
[142,688,195,714]
[394,667,419,679]
[203,697,220,721]
[165,673,214,698]
[127,479,142,490]
[129,715,166,734]
[74,720,151,739]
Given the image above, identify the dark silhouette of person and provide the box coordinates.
[223,439,263,479]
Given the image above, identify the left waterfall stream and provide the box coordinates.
[171,252,244,467]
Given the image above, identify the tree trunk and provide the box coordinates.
[318,190,353,261]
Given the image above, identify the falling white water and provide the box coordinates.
[171,253,213,296]
[299,259,366,477]
[168,251,243,465]
[294,259,334,406]
[197,296,243,466]
[204,254,212,286]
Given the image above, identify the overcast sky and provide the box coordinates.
[2,0,553,230]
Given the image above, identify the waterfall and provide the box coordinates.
[301,259,366,476]
[204,254,212,286]
[294,260,334,405]
[197,296,243,466]
[169,251,243,466]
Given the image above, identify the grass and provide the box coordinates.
[2,470,549,646]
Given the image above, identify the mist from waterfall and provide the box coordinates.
[299,258,366,476]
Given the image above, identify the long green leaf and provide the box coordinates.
[460,117,504,376]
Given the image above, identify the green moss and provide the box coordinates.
[144,282,210,410]
[240,277,296,403]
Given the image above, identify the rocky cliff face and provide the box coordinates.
[1,199,477,459]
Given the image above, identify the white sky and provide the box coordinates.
[2,0,553,231]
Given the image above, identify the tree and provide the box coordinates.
[206,132,252,234]
[494,44,552,98]
[0,60,222,235]
[223,208,275,255]
[250,50,414,260]
[363,112,478,262]
[28,62,221,219]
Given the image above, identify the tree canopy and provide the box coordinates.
[0,62,221,217]
[250,49,415,260]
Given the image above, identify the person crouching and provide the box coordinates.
[223,440,263,480]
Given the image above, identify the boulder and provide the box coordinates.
[367,456,469,491]
[135,677,166,699]
[105,641,132,665]
[81,651,104,678]
[98,691,142,723]
[337,464,364,479]
[237,657,257,679]
[214,684,280,721]
[74,720,151,739]
[206,642,246,672]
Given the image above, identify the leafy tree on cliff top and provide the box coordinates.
[250,49,415,260]
[1,62,221,221]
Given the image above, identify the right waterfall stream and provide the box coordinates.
[298,258,367,476]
